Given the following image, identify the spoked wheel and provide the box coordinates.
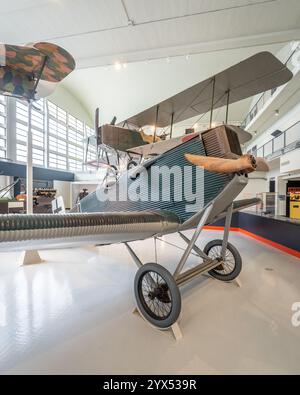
[134,263,181,329]
[127,160,138,170]
[204,239,242,282]
[109,165,118,176]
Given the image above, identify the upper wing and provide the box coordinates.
[121,52,292,129]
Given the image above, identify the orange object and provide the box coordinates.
[16,194,26,202]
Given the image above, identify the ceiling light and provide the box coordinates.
[122,62,127,69]
[185,54,191,61]
[166,57,171,63]
[114,61,122,70]
[271,129,282,137]
[275,109,279,117]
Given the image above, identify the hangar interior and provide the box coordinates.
[0,0,300,375]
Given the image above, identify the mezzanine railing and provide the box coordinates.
[241,44,300,130]
[248,119,300,160]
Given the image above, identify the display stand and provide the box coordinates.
[18,250,43,266]
[132,307,183,341]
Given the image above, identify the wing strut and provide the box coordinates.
[170,112,174,139]
[153,104,159,143]
[209,77,216,128]
[225,90,230,124]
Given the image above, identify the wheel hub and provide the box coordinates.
[148,284,171,303]
[215,257,224,271]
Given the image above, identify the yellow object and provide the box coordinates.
[140,130,161,144]
[290,193,300,220]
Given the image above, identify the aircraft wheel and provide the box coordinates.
[110,164,118,173]
[134,263,181,329]
[204,239,242,282]
[127,160,138,170]
[107,165,118,178]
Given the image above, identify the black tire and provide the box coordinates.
[134,263,181,329]
[127,160,138,170]
[204,239,242,282]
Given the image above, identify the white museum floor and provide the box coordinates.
[0,229,299,375]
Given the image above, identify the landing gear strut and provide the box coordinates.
[126,203,242,335]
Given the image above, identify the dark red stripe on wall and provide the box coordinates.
[207,212,300,259]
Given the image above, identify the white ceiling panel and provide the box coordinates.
[48,0,300,67]
[0,0,127,43]
[124,0,274,23]
[0,0,299,66]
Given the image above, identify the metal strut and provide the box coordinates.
[173,204,213,280]
[209,77,216,128]
[221,203,233,259]
[153,105,159,143]
[125,203,234,287]
[124,242,143,268]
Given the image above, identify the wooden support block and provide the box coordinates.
[234,277,242,288]
[132,306,183,341]
[18,250,43,266]
[171,322,183,341]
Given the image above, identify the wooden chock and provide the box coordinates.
[19,250,43,266]
[132,306,183,341]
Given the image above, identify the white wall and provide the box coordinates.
[49,85,93,126]
[280,148,300,174]
[236,172,268,209]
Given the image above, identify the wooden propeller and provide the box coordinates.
[185,153,268,174]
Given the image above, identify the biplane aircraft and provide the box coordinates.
[0,41,75,214]
[85,107,163,174]
[0,42,75,100]
[0,47,293,331]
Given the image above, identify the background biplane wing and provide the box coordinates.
[122,52,293,129]
[128,125,252,157]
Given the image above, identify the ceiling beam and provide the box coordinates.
[75,28,300,69]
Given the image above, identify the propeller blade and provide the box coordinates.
[185,153,257,174]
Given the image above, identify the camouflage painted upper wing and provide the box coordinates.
[0,42,75,99]
[33,42,76,82]
[0,43,44,75]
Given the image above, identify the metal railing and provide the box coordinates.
[248,120,300,160]
[241,44,300,129]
